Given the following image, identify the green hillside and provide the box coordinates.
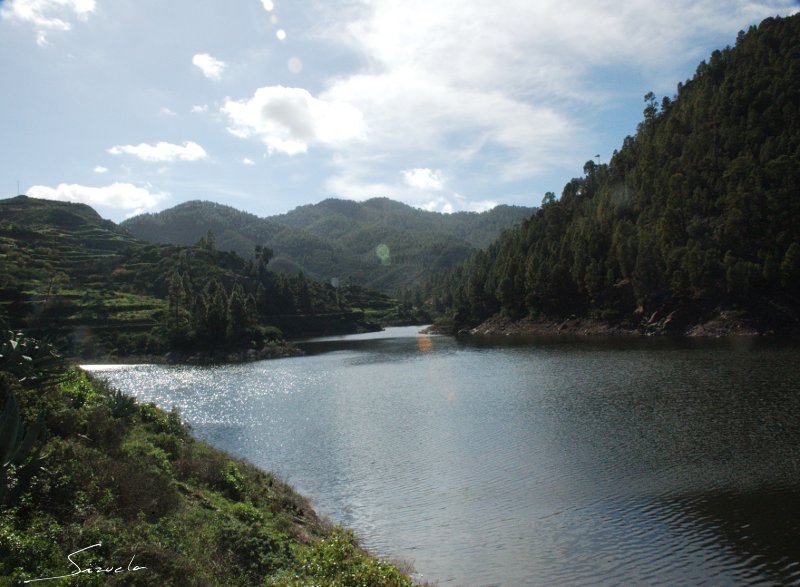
[0,196,419,358]
[422,14,800,335]
[0,196,163,348]
[121,197,534,294]
[0,333,413,585]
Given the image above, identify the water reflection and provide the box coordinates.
[417,335,433,353]
[87,328,800,586]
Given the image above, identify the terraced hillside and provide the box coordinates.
[0,196,163,348]
[0,196,424,357]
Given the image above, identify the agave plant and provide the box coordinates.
[109,388,138,420]
[0,331,60,504]
[0,387,46,505]
[0,330,65,386]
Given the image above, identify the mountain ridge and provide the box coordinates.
[121,197,535,293]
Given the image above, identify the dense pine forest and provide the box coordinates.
[421,14,800,334]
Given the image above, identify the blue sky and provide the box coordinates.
[1,0,798,222]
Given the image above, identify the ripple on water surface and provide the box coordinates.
[86,331,800,586]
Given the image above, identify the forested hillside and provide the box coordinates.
[421,15,800,334]
[121,198,534,294]
[0,196,420,358]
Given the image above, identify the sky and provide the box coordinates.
[1,0,798,223]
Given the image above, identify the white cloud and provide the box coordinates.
[190,104,209,114]
[108,141,208,163]
[26,182,166,214]
[330,1,800,94]
[420,197,455,214]
[93,165,108,174]
[420,196,496,214]
[242,158,255,165]
[260,0,274,11]
[192,53,226,80]
[402,168,445,191]
[326,164,486,213]
[467,199,498,213]
[159,107,177,116]
[1,0,96,45]
[221,86,366,155]
[312,0,799,209]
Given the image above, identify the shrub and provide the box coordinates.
[216,517,292,583]
[108,388,137,421]
[221,460,245,501]
[173,441,229,488]
[103,457,180,521]
[260,325,284,342]
[137,404,186,438]
[266,528,414,587]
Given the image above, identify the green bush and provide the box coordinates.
[217,516,292,583]
[137,403,186,437]
[266,529,414,587]
[120,434,172,476]
[260,325,284,342]
[221,460,245,500]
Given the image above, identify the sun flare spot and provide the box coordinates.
[417,337,433,353]
[375,243,390,265]
[288,57,303,73]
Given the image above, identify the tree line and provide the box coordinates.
[157,237,346,351]
[419,15,800,330]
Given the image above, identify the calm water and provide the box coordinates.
[86,327,800,586]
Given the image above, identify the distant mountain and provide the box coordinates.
[122,198,534,293]
[273,197,533,250]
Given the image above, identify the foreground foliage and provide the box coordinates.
[0,333,412,586]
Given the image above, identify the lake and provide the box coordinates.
[85,326,800,586]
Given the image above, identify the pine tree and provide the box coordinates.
[163,272,192,347]
[197,279,228,347]
[226,282,253,347]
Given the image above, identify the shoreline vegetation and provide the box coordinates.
[425,305,790,338]
[0,332,419,586]
[73,339,306,366]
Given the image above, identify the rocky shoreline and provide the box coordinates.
[426,306,795,338]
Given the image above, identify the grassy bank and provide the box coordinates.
[0,342,414,586]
